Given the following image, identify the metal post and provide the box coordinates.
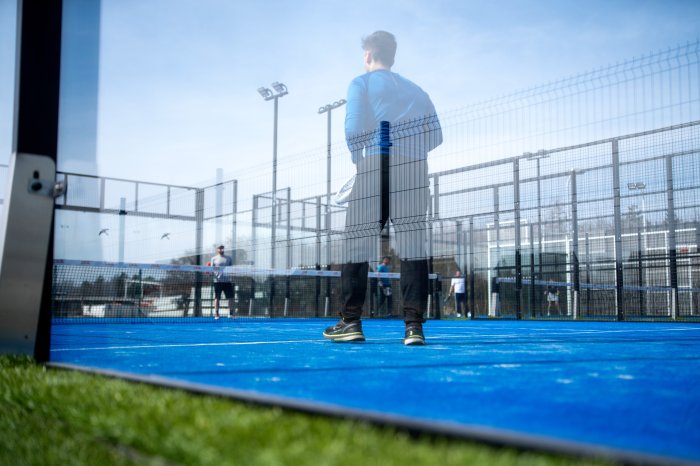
[537,157,543,285]
[379,121,391,224]
[0,0,63,360]
[215,168,223,246]
[585,232,591,317]
[284,189,291,315]
[612,140,625,320]
[118,197,126,263]
[258,83,288,270]
[570,170,580,319]
[232,180,238,262]
[513,159,522,320]
[462,229,470,316]
[456,220,463,273]
[315,196,321,317]
[251,195,258,266]
[530,223,535,317]
[194,188,205,317]
[666,153,679,319]
[637,222,644,316]
[695,222,700,316]
[318,100,346,267]
[490,187,500,317]
[525,151,547,295]
[271,96,279,270]
[318,100,345,319]
[628,181,647,316]
[469,217,475,318]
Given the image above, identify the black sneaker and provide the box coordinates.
[404,324,425,346]
[323,320,365,342]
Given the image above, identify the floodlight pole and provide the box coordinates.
[318,99,346,316]
[525,150,549,287]
[258,83,288,269]
[628,181,647,315]
[627,182,647,239]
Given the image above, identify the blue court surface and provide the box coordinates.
[49,319,700,464]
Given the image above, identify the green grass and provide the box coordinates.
[0,355,615,466]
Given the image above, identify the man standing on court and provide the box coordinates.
[210,245,234,319]
[323,30,442,345]
[545,280,560,316]
[447,270,466,317]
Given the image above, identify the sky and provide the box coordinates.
[1,0,699,262]
[4,0,700,183]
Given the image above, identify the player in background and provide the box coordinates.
[210,245,234,319]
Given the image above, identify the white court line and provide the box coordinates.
[428,325,700,335]
[51,339,328,352]
[51,334,427,352]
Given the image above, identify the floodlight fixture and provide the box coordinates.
[628,182,646,191]
[271,81,288,95]
[318,99,347,114]
[258,87,273,100]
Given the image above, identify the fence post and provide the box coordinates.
[585,232,591,316]
[612,140,625,321]
[469,216,475,318]
[284,188,291,316]
[570,170,580,319]
[315,196,321,317]
[530,223,536,317]
[252,195,258,267]
[490,187,500,317]
[513,159,522,320]
[232,180,238,261]
[194,188,204,317]
[637,222,644,316]
[666,153,679,319]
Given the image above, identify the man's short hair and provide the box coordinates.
[362,31,396,67]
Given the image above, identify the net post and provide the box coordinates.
[379,121,391,225]
[248,279,255,316]
[430,257,440,320]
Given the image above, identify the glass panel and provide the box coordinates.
[51,1,700,324]
[0,0,18,219]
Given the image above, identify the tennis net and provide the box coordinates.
[52,259,445,323]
